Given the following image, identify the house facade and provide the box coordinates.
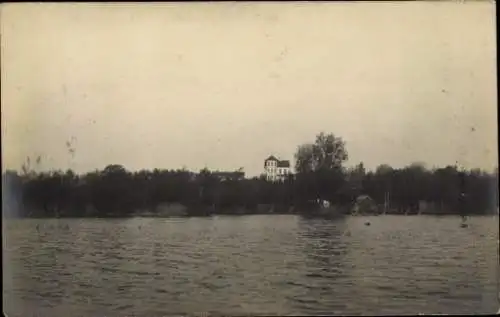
[264,155,291,182]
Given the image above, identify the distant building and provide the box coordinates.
[264,155,291,182]
[211,169,245,182]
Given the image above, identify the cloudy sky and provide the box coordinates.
[1,2,497,177]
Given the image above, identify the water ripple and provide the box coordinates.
[3,215,499,316]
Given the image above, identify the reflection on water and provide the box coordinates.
[3,215,499,316]
[291,219,350,315]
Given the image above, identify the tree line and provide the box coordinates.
[2,132,498,218]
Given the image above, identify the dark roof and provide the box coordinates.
[212,171,245,177]
[277,160,290,168]
[211,171,245,181]
[264,155,291,168]
[265,155,279,162]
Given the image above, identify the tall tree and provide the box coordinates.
[294,132,348,173]
[294,132,349,201]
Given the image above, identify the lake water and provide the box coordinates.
[3,215,499,316]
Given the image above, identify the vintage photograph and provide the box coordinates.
[2,2,498,316]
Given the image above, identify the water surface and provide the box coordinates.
[3,215,499,316]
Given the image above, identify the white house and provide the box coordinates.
[264,155,291,182]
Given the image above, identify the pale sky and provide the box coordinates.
[1,2,497,177]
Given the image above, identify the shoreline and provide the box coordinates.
[4,211,497,220]
[4,199,497,219]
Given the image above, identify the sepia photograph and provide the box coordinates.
[1,2,498,316]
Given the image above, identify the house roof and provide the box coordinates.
[212,171,245,177]
[277,160,290,168]
[265,155,279,162]
[264,155,291,168]
[211,171,245,181]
